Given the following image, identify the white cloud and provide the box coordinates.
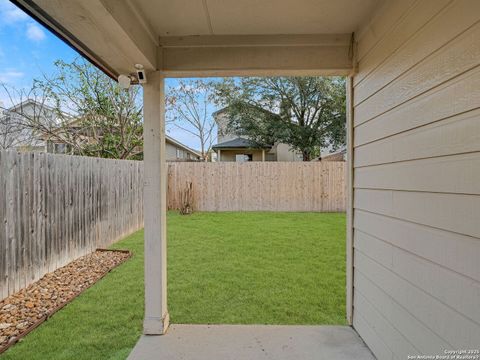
[0,70,25,83]
[0,1,47,42]
[26,23,46,42]
[0,0,28,24]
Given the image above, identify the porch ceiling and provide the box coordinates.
[135,0,381,36]
[14,0,383,77]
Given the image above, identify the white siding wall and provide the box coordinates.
[275,143,303,162]
[165,141,199,161]
[353,0,480,358]
[215,112,237,143]
[165,141,179,160]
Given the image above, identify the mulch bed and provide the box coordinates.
[0,249,131,354]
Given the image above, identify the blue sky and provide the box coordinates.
[0,0,77,97]
[0,0,212,150]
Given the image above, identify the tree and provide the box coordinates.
[1,59,143,159]
[214,77,346,161]
[166,80,216,161]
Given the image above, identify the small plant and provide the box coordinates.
[179,181,194,215]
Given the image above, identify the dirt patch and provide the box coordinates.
[0,249,131,354]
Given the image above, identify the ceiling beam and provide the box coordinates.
[159,34,354,77]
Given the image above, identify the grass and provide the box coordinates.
[2,212,346,360]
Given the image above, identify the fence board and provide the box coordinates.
[167,162,346,212]
[0,151,144,300]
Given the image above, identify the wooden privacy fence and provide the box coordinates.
[0,151,143,299]
[167,162,346,212]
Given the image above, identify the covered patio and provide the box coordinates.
[13,0,480,359]
[128,325,374,360]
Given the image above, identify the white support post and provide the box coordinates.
[217,149,221,162]
[262,149,265,162]
[143,71,169,335]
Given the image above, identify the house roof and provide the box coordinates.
[321,147,346,157]
[212,137,271,150]
[212,106,229,118]
[315,146,347,161]
[7,99,57,114]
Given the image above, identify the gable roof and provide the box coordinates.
[7,99,59,115]
[212,137,270,150]
[212,106,229,118]
[320,146,346,157]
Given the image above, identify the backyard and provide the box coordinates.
[2,212,346,360]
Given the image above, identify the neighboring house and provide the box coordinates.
[211,107,303,162]
[212,137,270,162]
[49,117,201,161]
[165,135,202,161]
[315,147,347,162]
[1,100,201,161]
[0,100,64,152]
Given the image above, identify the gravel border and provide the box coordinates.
[0,249,131,354]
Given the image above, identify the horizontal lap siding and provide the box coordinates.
[352,0,480,357]
[354,153,480,194]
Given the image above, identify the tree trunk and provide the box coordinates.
[302,150,310,162]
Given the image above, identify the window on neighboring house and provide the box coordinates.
[176,148,182,158]
[187,153,191,159]
[54,143,67,154]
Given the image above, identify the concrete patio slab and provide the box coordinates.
[128,324,375,360]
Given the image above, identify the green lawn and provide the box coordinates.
[2,212,346,360]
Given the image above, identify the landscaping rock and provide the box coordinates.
[0,250,130,353]
[16,322,29,330]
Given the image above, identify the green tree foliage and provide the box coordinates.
[214,77,346,161]
[32,59,143,159]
